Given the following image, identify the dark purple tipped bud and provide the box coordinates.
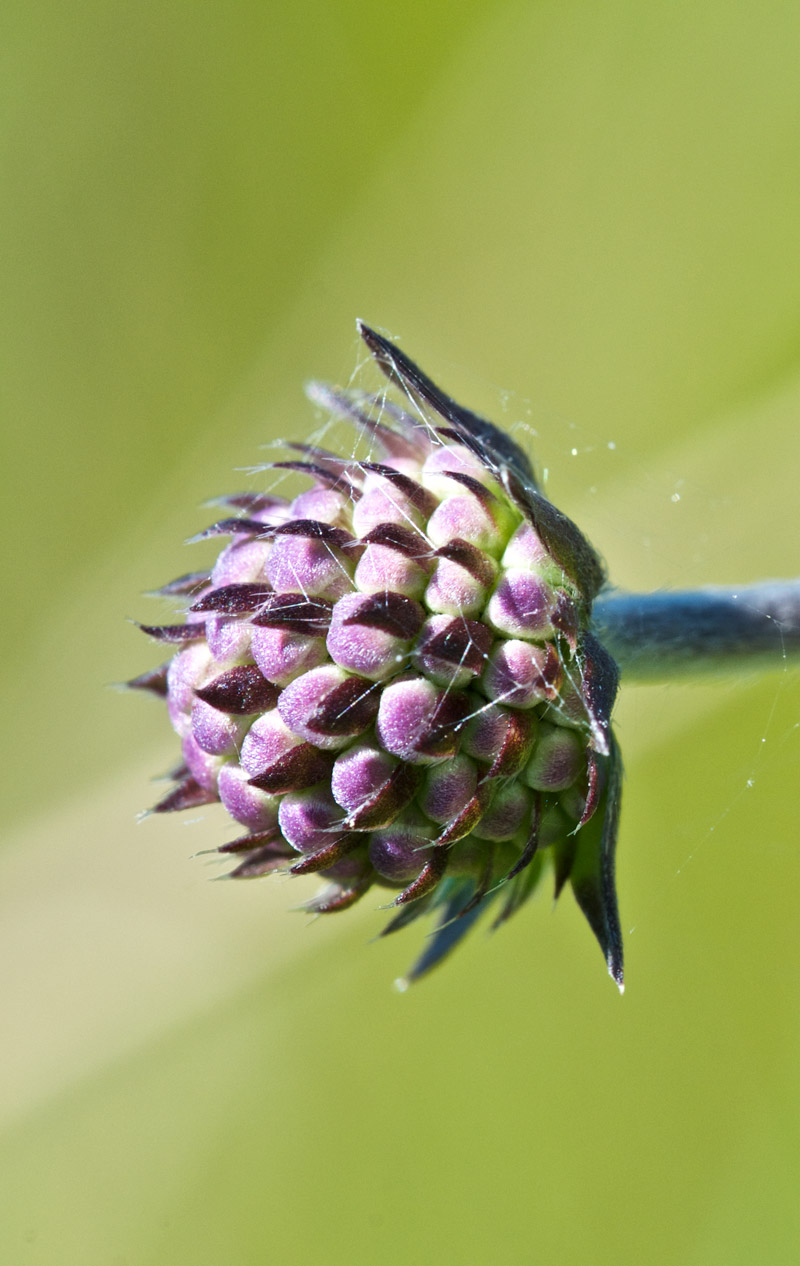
[205,614,252,663]
[426,479,516,556]
[153,571,211,597]
[240,709,307,779]
[192,516,267,541]
[190,583,273,615]
[327,592,423,680]
[330,743,418,828]
[486,569,558,641]
[190,698,247,756]
[266,526,355,599]
[330,742,396,812]
[523,722,585,791]
[377,674,469,764]
[167,644,214,737]
[413,615,492,686]
[501,521,552,571]
[210,538,272,587]
[218,762,280,831]
[424,539,498,616]
[207,491,289,515]
[368,815,433,883]
[421,443,493,489]
[354,524,430,598]
[461,701,520,763]
[560,754,607,824]
[303,873,373,914]
[247,743,332,795]
[250,622,328,686]
[538,803,573,850]
[181,734,225,791]
[289,486,353,523]
[418,755,478,823]
[228,843,295,880]
[483,639,562,708]
[138,621,205,645]
[278,786,347,854]
[352,467,437,536]
[483,710,537,778]
[471,782,532,841]
[278,666,380,749]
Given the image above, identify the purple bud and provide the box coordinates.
[250,623,328,686]
[472,782,532,841]
[266,529,354,599]
[426,475,517,556]
[424,539,498,616]
[327,591,423,680]
[208,491,289,516]
[247,743,332,795]
[352,468,436,536]
[541,672,590,731]
[376,673,469,764]
[134,325,622,985]
[153,775,218,814]
[218,762,280,831]
[426,495,497,555]
[190,698,246,755]
[290,487,350,524]
[330,742,397,814]
[190,584,272,615]
[240,709,305,779]
[482,639,562,708]
[278,786,346,853]
[523,723,585,791]
[353,527,430,598]
[181,734,225,791]
[137,621,205,645]
[167,644,214,737]
[485,569,557,640]
[278,665,380,749]
[461,702,517,763]
[421,443,493,487]
[413,615,492,686]
[126,663,169,697]
[418,755,478,823]
[501,521,552,571]
[368,815,433,883]
[228,844,294,880]
[211,538,272,587]
[205,615,252,663]
[560,757,606,823]
[152,570,210,598]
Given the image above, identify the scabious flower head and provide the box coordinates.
[132,324,624,987]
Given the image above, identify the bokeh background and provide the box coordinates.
[3,2,800,1262]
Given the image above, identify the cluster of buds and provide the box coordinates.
[132,325,624,986]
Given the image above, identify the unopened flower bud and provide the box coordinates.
[134,324,623,988]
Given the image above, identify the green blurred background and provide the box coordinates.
[3,1,800,1262]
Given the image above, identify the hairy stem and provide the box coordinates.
[592,580,800,681]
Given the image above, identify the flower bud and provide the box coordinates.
[134,324,623,988]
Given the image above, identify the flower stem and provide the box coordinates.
[591,580,800,681]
